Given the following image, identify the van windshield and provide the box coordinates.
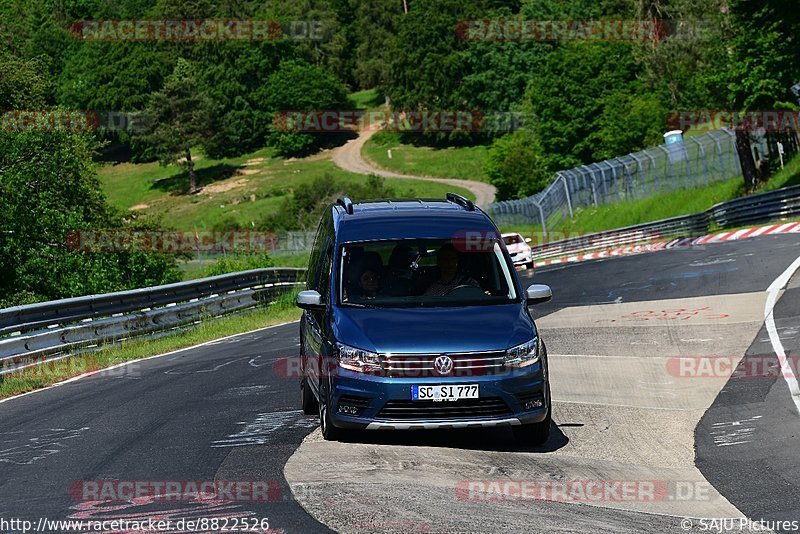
[339,238,518,307]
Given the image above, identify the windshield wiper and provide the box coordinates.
[343,301,378,309]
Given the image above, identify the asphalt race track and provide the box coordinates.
[1,233,798,533]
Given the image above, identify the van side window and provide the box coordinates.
[318,246,333,303]
[306,209,332,290]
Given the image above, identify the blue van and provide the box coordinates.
[296,194,553,444]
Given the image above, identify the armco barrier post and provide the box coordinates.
[691,137,710,187]
[712,133,724,180]
[535,200,547,239]
[558,173,573,218]
[644,150,658,193]
[658,146,676,190]
[629,153,644,197]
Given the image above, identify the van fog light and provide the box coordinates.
[524,399,543,410]
[338,404,361,415]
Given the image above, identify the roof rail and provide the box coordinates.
[446,192,475,211]
[336,196,354,214]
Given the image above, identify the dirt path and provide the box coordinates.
[331,128,497,206]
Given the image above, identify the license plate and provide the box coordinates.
[411,384,479,402]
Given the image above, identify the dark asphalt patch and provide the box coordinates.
[524,234,799,311]
[0,321,330,533]
[696,286,800,532]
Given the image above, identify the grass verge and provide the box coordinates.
[0,290,301,399]
[500,179,744,239]
[761,153,800,191]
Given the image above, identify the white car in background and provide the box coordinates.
[502,232,535,270]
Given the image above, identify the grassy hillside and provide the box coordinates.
[363,132,490,182]
[98,146,474,231]
[349,88,385,111]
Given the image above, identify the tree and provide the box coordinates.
[261,60,349,157]
[485,130,551,200]
[351,0,404,89]
[141,59,214,194]
[0,52,50,109]
[524,41,664,172]
[724,0,800,190]
[632,0,730,109]
[194,40,291,159]
[0,55,180,306]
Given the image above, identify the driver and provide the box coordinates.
[423,244,480,296]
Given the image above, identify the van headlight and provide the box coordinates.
[504,337,539,367]
[336,342,382,373]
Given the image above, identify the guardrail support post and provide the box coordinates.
[691,137,710,187]
[559,173,573,218]
[682,142,692,188]
[659,146,677,190]
[644,151,658,193]
[629,153,644,197]
[534,201,547,240]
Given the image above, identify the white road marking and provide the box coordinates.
[163,356,249,375]
[689,258,736,267]
[0,427,90,465]
[211,410,317,448]
[765,254,800,414]
[248,355,270,367]
[0,320,300,406]
[709,416,762,447]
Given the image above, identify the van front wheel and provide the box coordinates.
[513,408,551,445]
[319,397,344,441]
[301,378,318,415]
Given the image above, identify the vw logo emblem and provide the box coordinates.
[434,355,454,375]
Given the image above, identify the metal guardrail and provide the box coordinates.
[527,185,800,262]
[0,268,305,378]
[529,213,709,261]
[708,184,800,228]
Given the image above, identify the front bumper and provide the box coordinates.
[365,418,522,430]
[326,364,549,430]
[509,250,533,265]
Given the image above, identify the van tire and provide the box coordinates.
[513,406,551,445]
[301,378,318,415]
[319,396,343,441]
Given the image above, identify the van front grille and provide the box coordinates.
[381,351,505,378]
